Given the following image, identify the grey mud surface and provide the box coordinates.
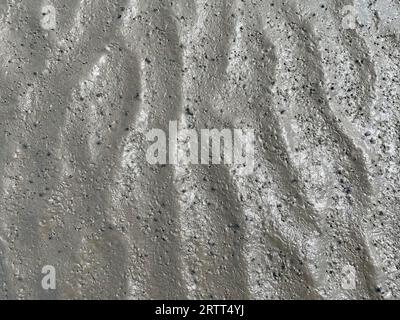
[0,0,399,300]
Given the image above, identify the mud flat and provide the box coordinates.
[0,0,399,299]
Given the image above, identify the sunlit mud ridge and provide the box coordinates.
[0,0,399,299]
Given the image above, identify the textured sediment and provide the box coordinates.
[0,0,399,299]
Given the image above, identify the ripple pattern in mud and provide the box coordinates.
[0,0,399,299]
